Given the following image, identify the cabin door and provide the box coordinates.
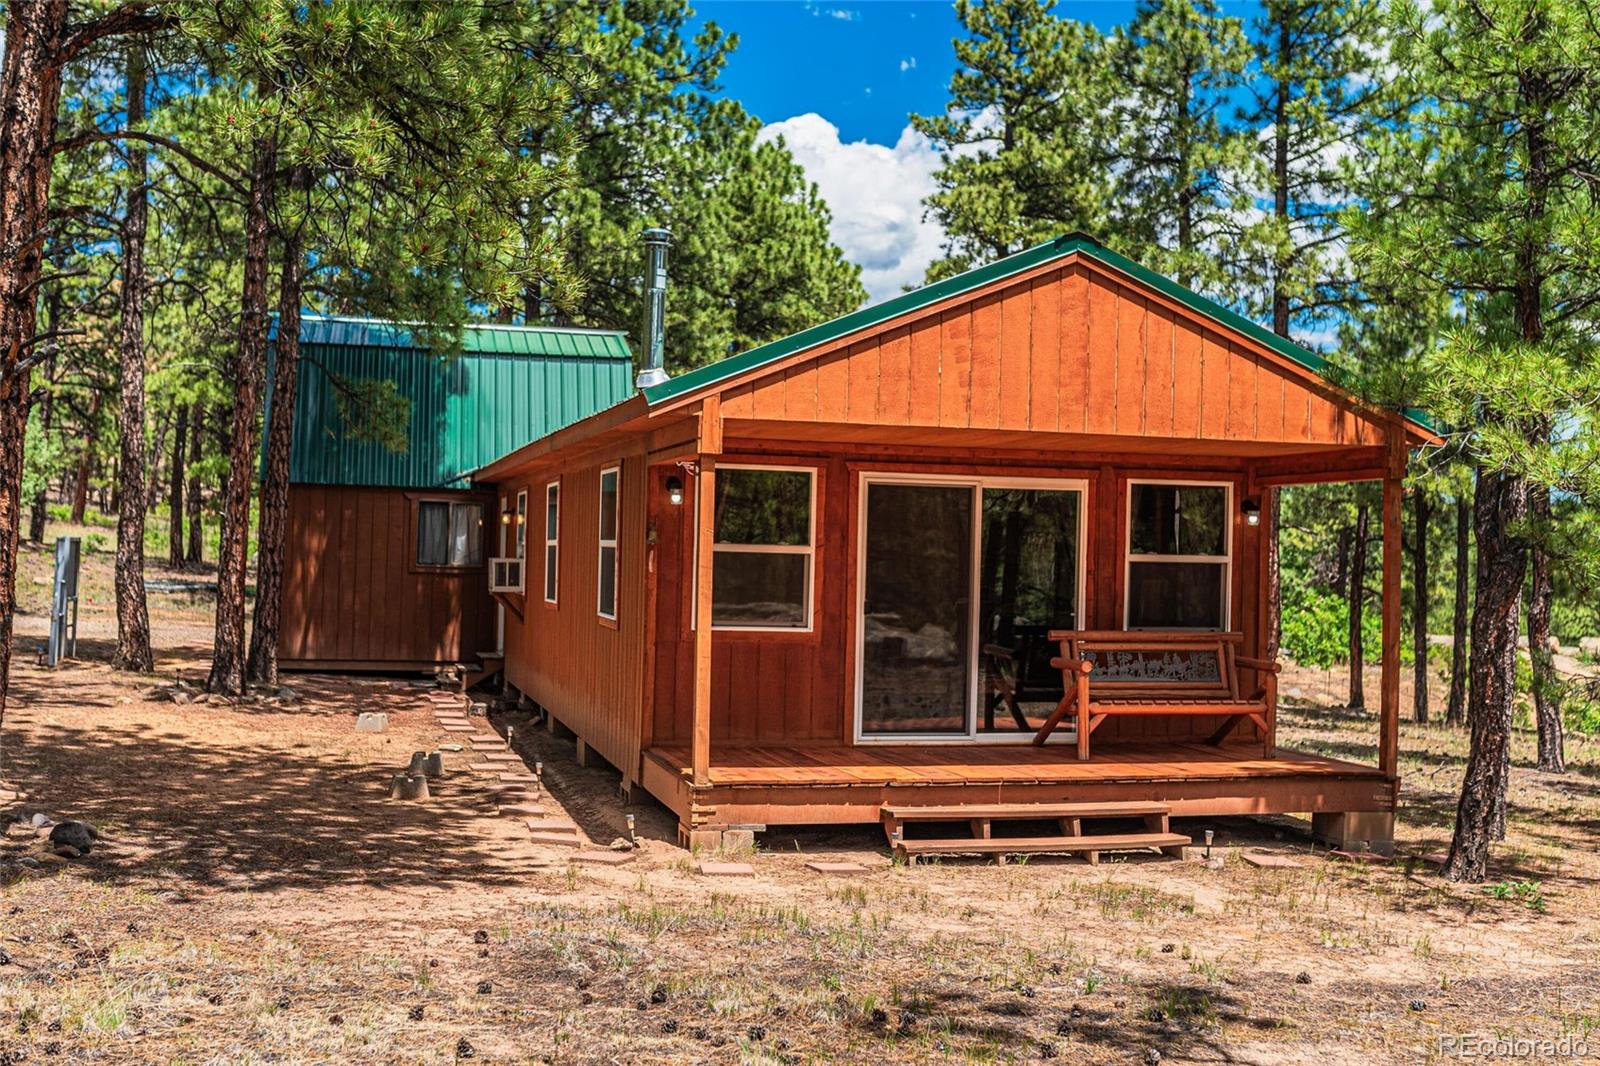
[856,475,1085,741]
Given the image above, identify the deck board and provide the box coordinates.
[645,741,1382,789]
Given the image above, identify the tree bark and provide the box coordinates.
[1348,504,1367,711]
[168,402,187,566]
[246,224,305,687]
[1411,491,1430,723]
[26,258,64,545]
[1527,485,1564,773]
[1265,488,1280,658]
[1270,17,1291,337]
[69,391,99,524]
[1444,470,1526,881]
[1445,68,1552,881]
[113,42,154,673]
[1446,493,1469,725]
[0,0,73,733]
[206,130,276,696]
[185,402,204,564]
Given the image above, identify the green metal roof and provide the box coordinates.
[280,315,634,488]
[642,233,1434,432]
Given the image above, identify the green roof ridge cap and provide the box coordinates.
[640,233,1435,433]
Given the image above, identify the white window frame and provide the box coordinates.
[544,480,560,605]
[1123,478,1233,631]
[597,465,620,621]
[515,489,528,558]
[851,471,1089,744]
[692,463,818,633]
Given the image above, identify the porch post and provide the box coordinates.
[691,396,722,788]
[1379,439,1404,779]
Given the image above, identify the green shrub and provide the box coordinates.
[1279,582,1380,669]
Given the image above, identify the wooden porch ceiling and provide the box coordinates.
[644,741,1383,789]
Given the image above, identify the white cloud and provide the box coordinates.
[759,113,948,305]
[803,2,860,21]
[899,57,917,72]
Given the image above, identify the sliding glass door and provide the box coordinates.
[857,475,1085,741]
[859,483,973,735]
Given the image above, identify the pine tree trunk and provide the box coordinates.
[168,402,186,566]
[1348,505,1367,710]
[1527,486,1564,773]
[1270,21,1291,338]
[1444,469,1526,881]
[0,0,72,733]
[1265,488,1280,658]
[1412,491,1430,724]
[144,405,170,512]
[207,131,276,696]
[26,260,63,545]
[185,402,204,565]
[246,228,305,687]
[113,44,154,673]
[1446,493,1469,725]
[69,393,98,524]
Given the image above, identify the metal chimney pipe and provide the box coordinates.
[636,227,671,389]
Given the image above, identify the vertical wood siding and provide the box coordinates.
[500,452,650,777]
[715,264,1387,448]
[644,450,1263,748]
[280,485,494,666]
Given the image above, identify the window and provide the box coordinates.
[1125,481,1230,629]
[597,466,619,619]
[710,466,814,629]
[515,490,528,561]
[416,499,484,569]
[544,481,560,604]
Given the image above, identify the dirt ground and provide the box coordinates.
[2,535,1599,1064]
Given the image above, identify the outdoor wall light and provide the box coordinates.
[1241,498,1261,526]
[666,475,685,506]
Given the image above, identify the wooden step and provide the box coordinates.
[894,831,1189,866]
[882,801,1169,822]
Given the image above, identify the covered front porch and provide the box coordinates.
[645,422,1412,852]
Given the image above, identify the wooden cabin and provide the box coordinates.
[474,234,1436,856]
[274,315,633,673]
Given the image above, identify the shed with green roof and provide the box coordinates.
[276,314,633,672]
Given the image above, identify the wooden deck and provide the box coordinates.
[639,742,1396,829]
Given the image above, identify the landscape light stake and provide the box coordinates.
[1204,830,1214,859]
[506,726,514,751]
[626,813,637,847]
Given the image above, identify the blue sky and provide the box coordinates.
[687,1,1259,303]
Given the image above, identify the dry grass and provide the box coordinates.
[3,529,1599,1064]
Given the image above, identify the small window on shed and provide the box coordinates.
[417,500,484,569]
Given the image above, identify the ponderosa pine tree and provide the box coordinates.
[515,1,861,369]
[180,0,583,695]
[911,0,1118,280]
[1109,0,1259,291]
[0,0,167,729]
[1353,0,1600,882]
[1242,0,1394,339]
[112,41,155,672]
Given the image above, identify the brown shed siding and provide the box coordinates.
[281,484,495,667]
[715,265,1387,448]
[500,451,651,778]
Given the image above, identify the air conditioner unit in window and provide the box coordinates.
[488,557,524,594]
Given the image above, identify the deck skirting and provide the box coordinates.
[640,742,1396,829]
